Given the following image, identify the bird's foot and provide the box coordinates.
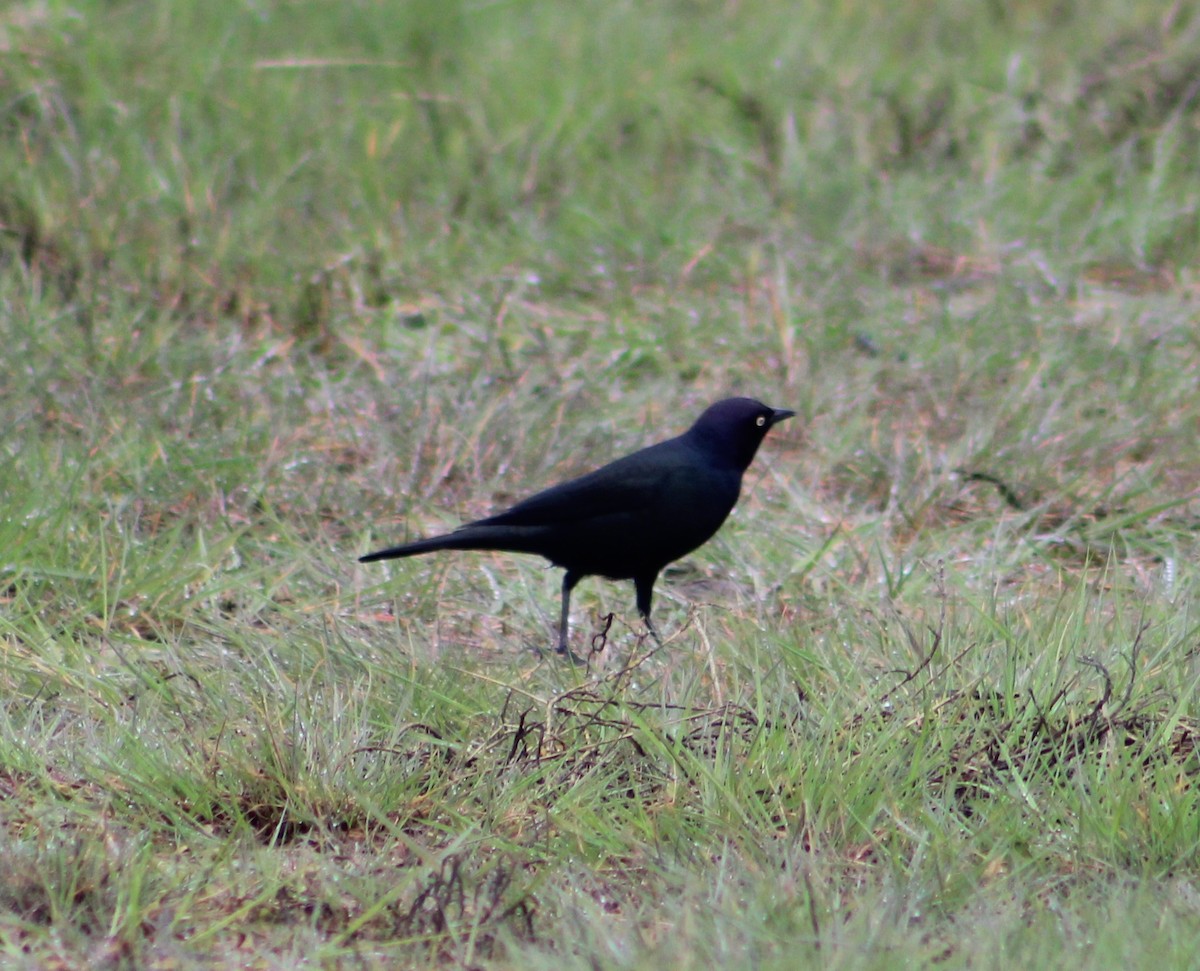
[532,642,588,665]
[557,644,589,666]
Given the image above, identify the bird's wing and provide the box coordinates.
[474,441,684,529]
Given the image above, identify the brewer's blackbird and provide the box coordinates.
[360,396,793,655]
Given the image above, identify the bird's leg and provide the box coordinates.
[634,573,663,647]
[556,570,581,656]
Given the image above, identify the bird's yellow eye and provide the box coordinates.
[756,415,766,427]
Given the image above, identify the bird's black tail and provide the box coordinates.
[359,525,542,563]
[359,535,463,563]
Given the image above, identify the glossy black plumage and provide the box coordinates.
[360,397,793,655]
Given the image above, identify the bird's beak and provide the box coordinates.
[769,408,795,427]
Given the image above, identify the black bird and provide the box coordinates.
[360,397,793,655]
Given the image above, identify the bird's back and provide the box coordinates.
[449,435,744,579]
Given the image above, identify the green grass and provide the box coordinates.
[3,0,1200,966]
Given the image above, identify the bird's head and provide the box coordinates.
[687,397,794,470]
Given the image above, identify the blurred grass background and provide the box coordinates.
[3,0,1200,967]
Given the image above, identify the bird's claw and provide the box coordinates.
[532,642,588,665]
[556,644,589,666]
